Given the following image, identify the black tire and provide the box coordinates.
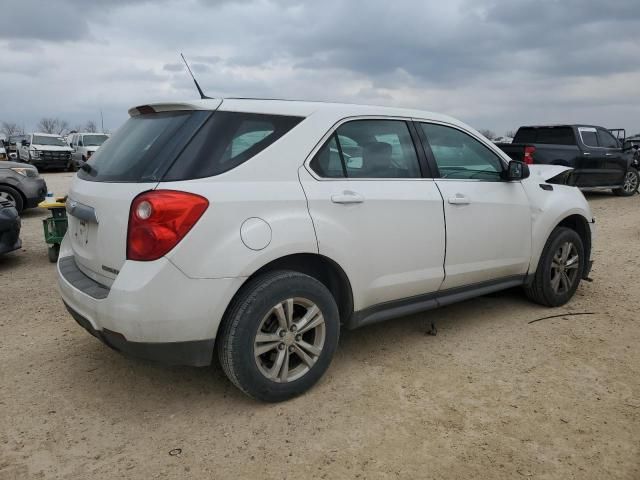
[0,185,24,213]
[524,227,585,307]
[48,245,60,263]
[217,270,340,402]
[613,168,639,196]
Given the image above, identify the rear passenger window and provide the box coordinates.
[597,129,619,148]
[309,135,345,178]
[579,128,599,147]
[310,120,421,179]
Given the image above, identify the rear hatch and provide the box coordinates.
[66,101,221,286]
[66,99,304,286]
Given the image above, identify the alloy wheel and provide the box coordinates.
[622,171,639,193]
[254,297,326,383]
[550,241,580,295]
[0,191,17,207]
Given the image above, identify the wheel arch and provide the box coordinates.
[225,253,354,327]
[0,182,27,205]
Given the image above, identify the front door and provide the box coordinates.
[416,122,532,289]
[299,118,446,311]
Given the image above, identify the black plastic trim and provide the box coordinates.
[66,200,99,224]
[64,302,214,367]
[59,256,110,299]
[347,275,526,329]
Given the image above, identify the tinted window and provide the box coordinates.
[78,111,303,182]
[514,127,576,145]
[579,128,598,147]
[513,128,537,144]
[77,111,207,182]
[420,123,504,181]
[597,129,618,148]
[164,112,302,181]
[309,134,345,178]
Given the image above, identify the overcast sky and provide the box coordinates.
[1,0,639,136]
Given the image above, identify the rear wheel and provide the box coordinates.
[0,185,24,213]
[613,168,639,196]
[48,245,60,263]
[218,271,340,402]
[524,227,584,307]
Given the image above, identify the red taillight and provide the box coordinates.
[127,190,209,261]
[523,145,536,165]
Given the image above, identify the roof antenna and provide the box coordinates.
[180,53,210,99]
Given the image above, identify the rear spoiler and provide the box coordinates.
[128,99,222,117]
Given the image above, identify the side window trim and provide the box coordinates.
[415,120,509,181]
[578,127,600,148]
[333,132,348,178]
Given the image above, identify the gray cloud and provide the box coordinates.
[0,0,638,135]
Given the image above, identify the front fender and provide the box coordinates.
[521,176,594,273]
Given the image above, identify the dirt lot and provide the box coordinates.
[1,172,639,479]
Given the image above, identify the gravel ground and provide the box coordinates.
[1,172,639,479]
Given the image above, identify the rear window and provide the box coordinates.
[78,110,303,182]
[514,127,576,145]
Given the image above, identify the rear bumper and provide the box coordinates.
[56,236,244,366]
[64,302,215,366]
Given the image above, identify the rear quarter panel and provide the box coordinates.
[162,113,336,279]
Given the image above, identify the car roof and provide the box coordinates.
[32,132,63,137]
[128,97,463,126]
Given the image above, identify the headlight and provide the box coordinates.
[10,167,39,178]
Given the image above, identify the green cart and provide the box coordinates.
[40,199,68,263]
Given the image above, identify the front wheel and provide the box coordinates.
[524,227,585,307]
[217,271,340,402]
[613,168,639,196]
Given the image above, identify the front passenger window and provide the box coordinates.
[420,123,504,181]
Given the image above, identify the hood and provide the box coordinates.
[31,144,72,152]
[527,164,573,182]
[0,160,38,169]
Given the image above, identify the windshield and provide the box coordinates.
[81,134,109,146]
[33,135,67,147]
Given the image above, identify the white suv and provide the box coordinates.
[58,99,595,401]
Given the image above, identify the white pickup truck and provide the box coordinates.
[17,133,74,171]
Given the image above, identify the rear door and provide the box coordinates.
[596,128,627,186]
[416,122,532,289]
[300,118,446,310]
[575,127,604,187]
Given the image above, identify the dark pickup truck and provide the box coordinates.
[497,125,639,196]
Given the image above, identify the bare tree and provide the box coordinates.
[478,129,497,140]
[84,120,97,133]
[505,130,516,138]
[0,121,24,137]
[37,117,69,135]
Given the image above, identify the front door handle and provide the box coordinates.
[448,194,470,205]
[331,191,365,204]
[605,153,613,156]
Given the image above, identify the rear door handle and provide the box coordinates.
[331,191,364,204]
[605,153,613,156]
[448,194,470,205]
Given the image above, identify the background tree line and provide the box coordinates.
[1,118,100,138]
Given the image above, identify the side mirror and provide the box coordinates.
[505,160,530,181]
[69,142,74,148]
